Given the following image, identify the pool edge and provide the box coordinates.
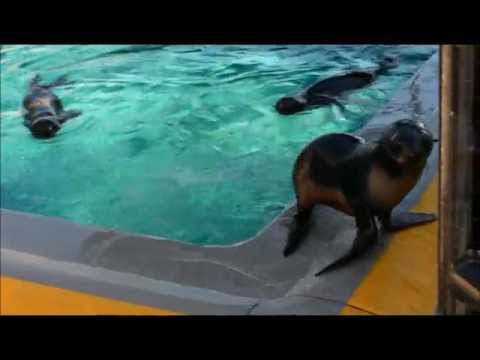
[1,50,440,315]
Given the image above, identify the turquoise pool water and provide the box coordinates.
[0,45,437,245]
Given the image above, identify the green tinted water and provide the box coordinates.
[0,45,437,244]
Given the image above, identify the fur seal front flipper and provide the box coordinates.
[308,94,346,112]
[314,211,437,276]
[57,109,83,123]
[314,177,380,276]
[283,207,313,256]
[379,211,437,232]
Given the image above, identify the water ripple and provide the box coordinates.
[0,45,438,245]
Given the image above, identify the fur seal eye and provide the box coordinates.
[390,133,399,142]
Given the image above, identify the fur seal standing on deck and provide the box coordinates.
[275,56,398,115]
[22,74,82,138]
[283,119,438,275]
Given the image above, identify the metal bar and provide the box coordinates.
[439,45,456,314]
[449,271,480,306]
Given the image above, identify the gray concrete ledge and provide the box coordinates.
[1,50,440,314]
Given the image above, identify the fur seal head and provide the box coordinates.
[378,119,436,168]
[378,55,399,71]
[30,110,61,139]
[275,96,307,115]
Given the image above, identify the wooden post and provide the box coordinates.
[439,45,476,314]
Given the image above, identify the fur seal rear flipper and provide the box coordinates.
[45,74,75,88]
[379,211,437,232]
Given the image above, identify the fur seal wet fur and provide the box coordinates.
[283,119,437,275]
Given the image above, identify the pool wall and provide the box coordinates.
[1,51,439,315]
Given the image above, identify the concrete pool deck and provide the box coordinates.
[1,51,440,315]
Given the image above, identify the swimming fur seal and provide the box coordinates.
[22,74,82,138]
[275,56,398,115]
[283,119,438,275]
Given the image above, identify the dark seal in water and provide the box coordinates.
[22,74,82,138]
[275,56,398,115]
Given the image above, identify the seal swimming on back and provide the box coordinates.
[275,56,398,115]
[283,119,438,275]
[22,74,82,139]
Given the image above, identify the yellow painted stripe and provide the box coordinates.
[341,176,439,315]
[0,276,181,315]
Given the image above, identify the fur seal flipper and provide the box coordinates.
[315,211,436,276]
[283,207,313,257]
[57,109,82,123]
[379,211,437,232]
[314,198,379,276]
[315,227,378,276]
[307,94,346,111]
[44,74,75,88]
